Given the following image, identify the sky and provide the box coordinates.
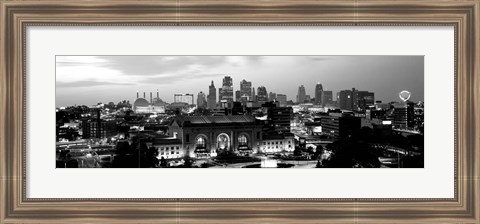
[55,55,424,108]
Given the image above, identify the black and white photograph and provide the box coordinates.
[55,55,424,168]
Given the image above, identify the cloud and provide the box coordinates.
[141,73,224,85]
[94,56,230,77]
[56,80,133,88]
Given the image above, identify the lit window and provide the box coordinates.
[238,135,248,145]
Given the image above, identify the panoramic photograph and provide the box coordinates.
[55,55,424,168]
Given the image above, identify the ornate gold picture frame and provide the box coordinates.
[1,0,478,223]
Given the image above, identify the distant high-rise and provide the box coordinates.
[207,81,216,109]
[239,79,252,103]
[197,91,207,108]
[305,95,311,103]
[219,76,234,106]
[256,86,268,103]
[314,83,323,105]
[276,94,287,106]
[235,90,241,102]
[174,93,194,105]
[322,91,333,106]
[356,91,375,111]
[252,86,256,102]
[297,85,306,103]
[338,90,354,110]
[338,88,374,111]
[269,92,277,102]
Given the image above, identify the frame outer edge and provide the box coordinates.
[1,0,479,223]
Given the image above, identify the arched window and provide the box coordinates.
[238,135,248,146]
[196,136,206,148]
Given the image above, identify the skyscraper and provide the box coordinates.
[252,86,256,102]
[197,91,207,108]
[338,88,374,111]
[256,86,268,103]
[276,94,287,106]
[207,81,216,109]
[297,85,306,103]
[356,91,375,111]
[239,79,252,102]
[219,76,234,105]
[338,90,353,110]
[269,92,277,102]
[393,102,415,130]
[314,83,323,105]
[235,90,241,102]
[321,91,333,106]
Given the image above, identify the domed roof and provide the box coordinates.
[134,98,149,107]
[152,98,166,106]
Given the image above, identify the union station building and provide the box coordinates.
[167,115,264,158]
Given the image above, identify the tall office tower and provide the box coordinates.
[252,86,256,102]
[351,88,359,110]
[207,81,217,109]
[356,91,375,111]
[219,76,234,104]
[338,90,354,110]
[197,91,207,108]
[276,94,287,106]
[393,102,415,130]
[297,85,306,103]
[256,86,268,103]
[239,79,252,102]
[235,90,241,102]
[305,95,311,103]
[269,92,277,102]
[314,83,323,105]
[321,91,333,106]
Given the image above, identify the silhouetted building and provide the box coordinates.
[356,91,375,111]
[269,92,277,102]
[339,89,354,110]
[264,104,293,134]
[207,81,216,109]
[219,76,234,105]
[240,79,252,103]
[252,87,256,102]
[314,83,323,105]
[305,95,311,103]
[235,90,241,102]
[393,102,415,130]
[197,91,207,108]
[276,94,287,107]
[321,113,361,139]
[322,91,333,106]
[297,85,306,103]
[256,86,268,103]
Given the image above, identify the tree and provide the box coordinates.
[323,139,381,168]
[293,146,303,156]
[160,157,167,167]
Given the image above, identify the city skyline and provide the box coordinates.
[56,55,424,107]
